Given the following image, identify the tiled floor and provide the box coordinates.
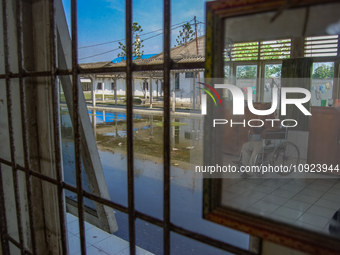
[221,175,340,235]
[66,213,154,255]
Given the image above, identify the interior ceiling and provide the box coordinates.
[224,2,340,43]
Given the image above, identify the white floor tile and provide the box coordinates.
[280,183,305,193]
[314,198,340,210]
[67,213,78,224]
[252,184,278,194]
[327,187,340,195]
[81,227,112,245]
[67,220,95,235]
[322,192,340,202]
[299,188,325,198]
[115,246,154,255]
[248,207,272,217]
[230,195,259,207]
[272,206,304,220]
[73,245,109,255]
[225,185,248,195]
[297,212,329,228]
[241,190,267,200]
[307,183,331,192]
[251,200,280,213]
[291,193,319,204]
[306,205,337,218]
[261,194,289,205]
[271,188,297,199]
[283,200,312,212]
[68,234,91,255]
[93,235,130,255]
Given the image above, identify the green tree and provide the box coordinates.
[174,22,194,47]
[236,66,257,79]
[117,22,144,59]
[265,64,282,78]
[312,64,334,79]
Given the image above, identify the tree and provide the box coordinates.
[312,64,334,79]
[265,64,282,78]
[117,22,144,59]
[236,65,257,79]
[174,22,194,47]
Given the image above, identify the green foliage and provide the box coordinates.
[117,22,144,59]
[236,66,257,79]
[265,64,282,78]
[312,64,334,79]
[174,22,194,47]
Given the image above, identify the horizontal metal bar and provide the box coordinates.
[170,223,255,255]
[5,234,33,255]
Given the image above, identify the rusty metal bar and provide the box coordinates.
[15,0,37,253]
[125,0,136,254]
[70,0,86,254]
[49,0,68,253]
[163,0,171,254]
[2,0,25,254]
[0,164,10,255]
[5,234,33,255]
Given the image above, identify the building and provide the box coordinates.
[79,36,205,105]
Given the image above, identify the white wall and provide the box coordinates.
[82,72,205,101]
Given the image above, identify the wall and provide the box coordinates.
[83,71,205,102]
[224,3,340,43]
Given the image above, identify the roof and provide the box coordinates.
[112,53,158,63]
[79,35,205,70]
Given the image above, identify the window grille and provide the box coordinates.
[0,1,252,255]
[305,35,339,57]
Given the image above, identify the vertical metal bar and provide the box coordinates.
[125,0,136,254]
[49,0,68,254]
[15,0,37,253]
[2,0,25,254]
[0,164,10,255]
[71,0,86,254]
[163,0,171,254]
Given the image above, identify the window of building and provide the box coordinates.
[111,82,115,90]
[97,82,102,90]
[305,35,338,57]
[175,73,180,89]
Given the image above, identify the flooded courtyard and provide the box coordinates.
[60,107,249,255]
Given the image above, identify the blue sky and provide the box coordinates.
[61,0,207,63]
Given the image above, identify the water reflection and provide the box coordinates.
[60,107,249,255]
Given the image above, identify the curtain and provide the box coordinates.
[281,58,313,131]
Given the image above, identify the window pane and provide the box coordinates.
[236,65,257,101]
[311,62,334,107]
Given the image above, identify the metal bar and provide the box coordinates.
[5,234,33,255]
[163,0,171,254]
[70,0,86,254]
[125,0,136,254]
[0,164,10,255]
[2,0,25,254]
[49,0,68,253]
[170,223,257,255]
[15,0,37,253]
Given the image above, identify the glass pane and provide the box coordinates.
[236,65,257,101]
[263,64,282,103]
[311,62,334,107]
